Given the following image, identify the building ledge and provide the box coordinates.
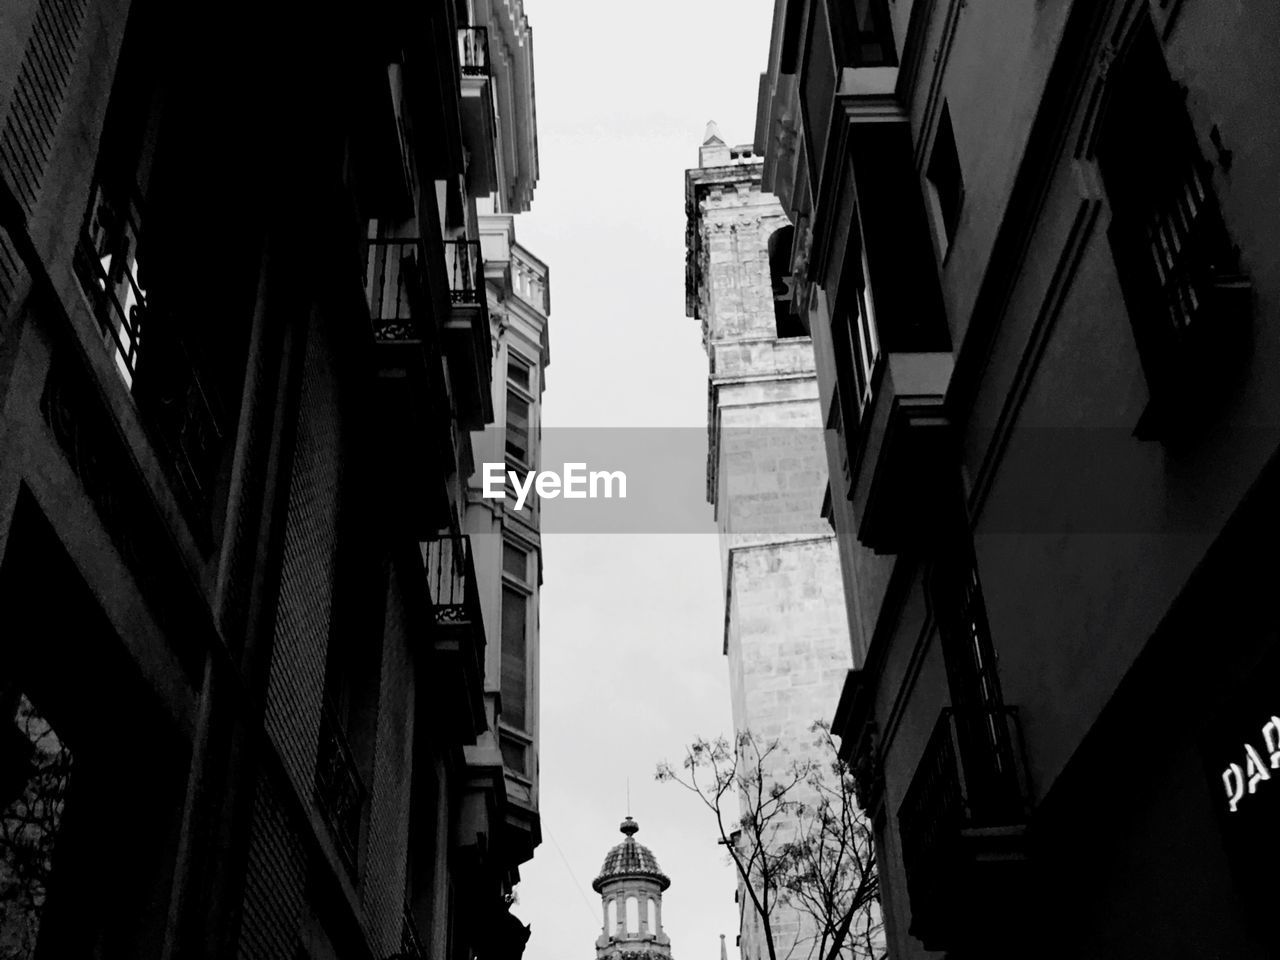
[849,352,954,554]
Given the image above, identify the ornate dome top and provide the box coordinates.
[592,817,671,892]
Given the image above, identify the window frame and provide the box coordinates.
[504,348,537,474]
[1094,13,1247,427]
[498,535,535,740]
[925,102,964,261]
[830,208,883,434]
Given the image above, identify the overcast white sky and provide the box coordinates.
[505,1,777,959]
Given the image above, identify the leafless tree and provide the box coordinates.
[0,694,74,960]
[776,722,882,960]
[656,723,882,960]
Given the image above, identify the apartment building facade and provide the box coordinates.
[754,0,1278,956]
[684,130,856,960]
[465,209,550,880]
[0,0,544,957]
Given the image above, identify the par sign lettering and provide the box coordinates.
[1222,716,1280,813]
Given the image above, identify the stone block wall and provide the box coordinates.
[689,151,856,960]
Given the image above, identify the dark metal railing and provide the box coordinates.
[365,237,426,342]
[443,239,483,307]
[73,177,226,541]
[316,705,366,872]
[422,533,482,629]
[458,27,490,77]
[897,706,1027,928]
[1134,159,1241,337]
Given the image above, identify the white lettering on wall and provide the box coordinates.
[1222,715,1280,813]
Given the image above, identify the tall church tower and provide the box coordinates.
[592,817,674,960]
[684,127,854,960]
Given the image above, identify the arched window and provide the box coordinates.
[647,897,657,933]
[607,898,618,934]
[625,896,639,933]
[768,225,806,338]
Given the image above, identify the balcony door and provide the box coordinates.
[930,528,1018,822]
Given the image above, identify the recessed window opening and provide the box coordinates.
[927,103,964,249]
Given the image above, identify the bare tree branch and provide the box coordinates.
[657,722,882,960]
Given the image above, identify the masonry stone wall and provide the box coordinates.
[689,151,855,960]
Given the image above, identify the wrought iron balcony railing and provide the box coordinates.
[316,705,366,873]
[897,706,1029,947]
[365,237,426,342]
[423,533,482,630]
[444,239,483,307]
[420,533,486,738]
[458,27,490,78]
[73,177,226,544]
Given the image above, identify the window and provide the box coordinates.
[647,898,657,933]
[509,353,532,391]
[1097,16,1246,417]
[625,896,639,933]
[831,220,881,429]
[768,226,806,338]
[506,391,530,468]
[927,103,964,250]
[928,527,1019,822]
[501,585,528,730]
[830,0,897,68]
[607,899,618,935]
[70,6,256,547]
[500,732,528,777]
[503,541,529,582]
[800,1,837,189]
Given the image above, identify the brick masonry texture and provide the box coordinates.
[363,559,415,957]
[238,773,308,960]
[263,313,340,809]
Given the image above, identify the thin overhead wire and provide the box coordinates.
[545,820,602,927]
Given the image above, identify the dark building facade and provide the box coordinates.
[0,1,543,958]
[753,0,1280,956]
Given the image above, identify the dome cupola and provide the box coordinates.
[592,817,674,960]
[593,817,671,893]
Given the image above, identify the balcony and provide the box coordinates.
[366,238,427,344]
[848,352,953,553]
[457,27,498,198]
[897,707,1031,951]
[499,726,541,868]
[808,115,954,553]
[512,243,550,316]
[443,239,493,429]
[349,62,416,221]
[73,177,227,548]
[363,237,454,534]
[422,534,487,741]
[316,705,367,874]
[458,26,490,77]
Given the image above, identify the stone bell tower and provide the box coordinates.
[684,125,853,960]
[592,817,673,960]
